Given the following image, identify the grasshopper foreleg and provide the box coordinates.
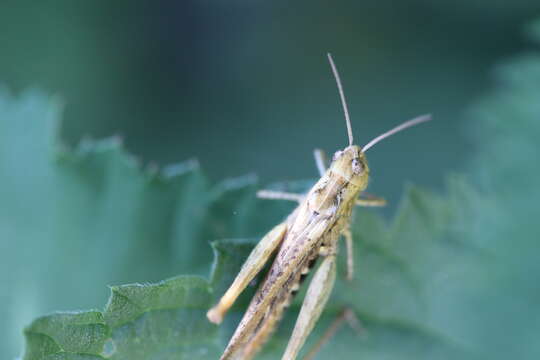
[343,228,354,281]
[257,190,304,203]
[257,149,330,204]
[313,149,328,176]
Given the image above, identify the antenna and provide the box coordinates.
[362,114,432,152]
[327,53,354,146]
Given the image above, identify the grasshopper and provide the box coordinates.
[207,53,431,360]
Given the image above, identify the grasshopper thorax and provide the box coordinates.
[329,145,369,190]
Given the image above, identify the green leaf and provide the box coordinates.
[449,42,540,358]
[0,89,293,358]
[0,92,484,359]
[24,312,108,359]
[19,177,476,360]
[7,28,540,358]
[23,276,220,360]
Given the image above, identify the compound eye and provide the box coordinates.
[351,158,363,174]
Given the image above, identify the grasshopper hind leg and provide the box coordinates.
[242,254,321,359]
[219,257,314,360]
[208,222,287,324]
[241,290,294,360]
[281,254,337,360]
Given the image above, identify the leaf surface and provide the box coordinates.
[4,30,540,358]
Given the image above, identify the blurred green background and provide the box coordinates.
[2,1,540,359]
[1,1,539,202]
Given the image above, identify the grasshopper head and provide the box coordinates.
[325,53,431,194]
[329,145,369,190]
